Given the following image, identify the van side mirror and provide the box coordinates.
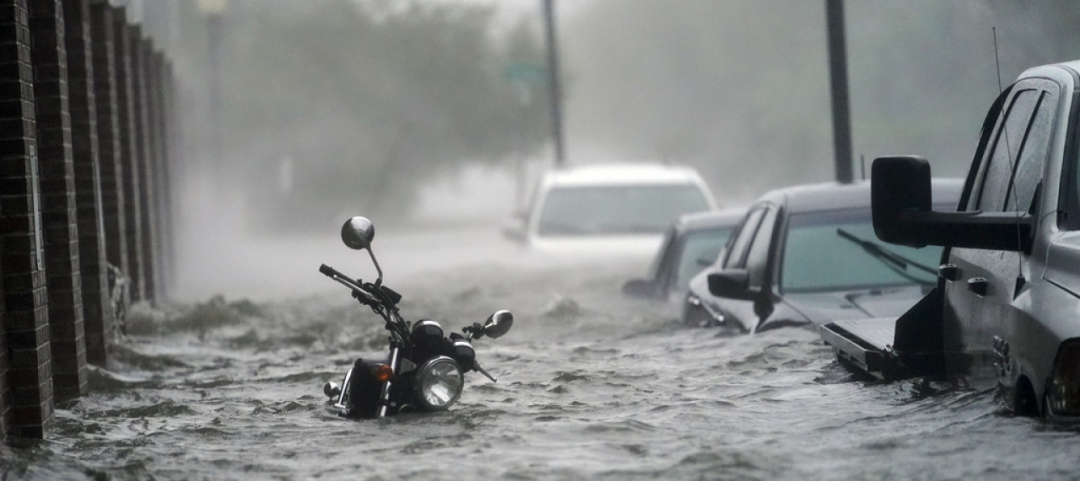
[707,269,754,300]
[622,278,659,298]
[871,156,1033,252]
[502,222,527,242]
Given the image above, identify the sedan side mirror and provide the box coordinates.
[872,156,1032,251]
[707,269,754,300]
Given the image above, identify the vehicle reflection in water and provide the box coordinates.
[6,223,1080,480]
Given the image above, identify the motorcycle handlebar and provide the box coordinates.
[319,263,379,305]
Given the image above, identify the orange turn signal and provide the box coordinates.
[372,363,394,382]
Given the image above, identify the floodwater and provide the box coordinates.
[3,224,1080,480]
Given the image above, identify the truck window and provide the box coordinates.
[976,89,1040,212]
[1006,87,1058,213]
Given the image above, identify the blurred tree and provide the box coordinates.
[204,0,548,231]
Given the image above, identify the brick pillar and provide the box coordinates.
[146,49,165,299]
[128,27,154,304]
[110,6,142,302]
[160,59,175,292]
[89,0,125,336]
[0,234,7,441]
[154,52,171,298]
[0,0,54,439]
[28,0,87,402]
[63,0,109,368]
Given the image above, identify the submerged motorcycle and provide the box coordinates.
[320,216,513,418]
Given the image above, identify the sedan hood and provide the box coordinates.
[780,285,928,326]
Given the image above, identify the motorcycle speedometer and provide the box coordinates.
[411,319,444,346]
[414,356,464,410]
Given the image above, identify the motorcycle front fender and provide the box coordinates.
[344,358,386,419]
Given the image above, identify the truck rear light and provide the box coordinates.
[1048,341,1080,416]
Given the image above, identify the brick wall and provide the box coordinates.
[0,0,54,440]
[28,0,88,402]
[63,0,109,368]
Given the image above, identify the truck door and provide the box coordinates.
[942,79,1059,382]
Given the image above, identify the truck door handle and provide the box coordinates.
[939,263,959,281]
[967,277,988,296]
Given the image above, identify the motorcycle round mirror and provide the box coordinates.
[341,216,375,250]
[483,310,514,339]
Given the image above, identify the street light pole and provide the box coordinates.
[542,0,566,168]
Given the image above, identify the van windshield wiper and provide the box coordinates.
[836,228,937,282]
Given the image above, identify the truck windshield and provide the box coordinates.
[781,208,943,293]
[537,184,711,236]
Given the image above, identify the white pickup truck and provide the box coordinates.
[821,59,1080,419]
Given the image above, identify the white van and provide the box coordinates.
[505,163,717,264]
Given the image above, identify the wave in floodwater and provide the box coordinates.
[5,239,1080,481]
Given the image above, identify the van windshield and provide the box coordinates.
[781,208,943,293]
[537,184,710,236]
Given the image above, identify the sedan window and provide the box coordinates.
[537,184,711,236]
[781,209,943,293]
[674,227,735,291]
[724,207,766,268]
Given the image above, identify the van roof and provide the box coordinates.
[543,163,707,187]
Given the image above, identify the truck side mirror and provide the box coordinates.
[871,156,1033,252]
[872,156,933,247]
[707,269,755,300]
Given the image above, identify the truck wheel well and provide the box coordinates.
[1014,376,1039,417]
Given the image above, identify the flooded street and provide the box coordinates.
[5,1,1080,479]
[2,224,1078,480]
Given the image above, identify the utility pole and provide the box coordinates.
[542,0,566,167]
[826,0,853,184]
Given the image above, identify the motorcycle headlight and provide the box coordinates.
[414,356,464,411]
[1048,340,1080,416]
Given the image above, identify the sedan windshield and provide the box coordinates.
[781,209,943,293]
[537,184,711,236]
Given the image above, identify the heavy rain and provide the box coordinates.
[3,0,1080,479]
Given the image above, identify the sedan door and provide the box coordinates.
[708,204,779,332]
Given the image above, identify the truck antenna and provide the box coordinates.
[994,26,1027,295]
[993,27,1004,93]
